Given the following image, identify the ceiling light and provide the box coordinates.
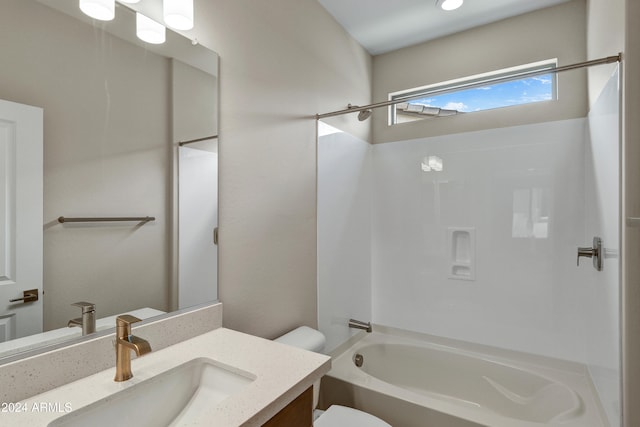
[136,13,166,44]
[79,0,115,21]
[118,0,140,3]
[436,0,464,11]
[163,0,194,30]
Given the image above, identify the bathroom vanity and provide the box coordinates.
[0,327,329,426]
[263,387,314,427]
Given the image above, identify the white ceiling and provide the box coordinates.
[317,0,571,55]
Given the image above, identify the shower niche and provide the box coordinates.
[447,227,476,281]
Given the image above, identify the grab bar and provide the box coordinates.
[349,319,372,333]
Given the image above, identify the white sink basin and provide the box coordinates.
[48,357,256,427]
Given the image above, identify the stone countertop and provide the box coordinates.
[0,327,331,426]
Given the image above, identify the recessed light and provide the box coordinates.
[436,0,464,11]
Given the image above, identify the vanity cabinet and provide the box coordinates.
[262,386,313,427]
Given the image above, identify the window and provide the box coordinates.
[389,59,557,125]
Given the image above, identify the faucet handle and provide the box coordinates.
[116,315,142,339]
[71,301,95,313]
[116,314,142,327]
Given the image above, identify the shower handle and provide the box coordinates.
[577,236,603,271]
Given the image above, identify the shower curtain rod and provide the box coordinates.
[178,135,218,146]
[316,53,622,120]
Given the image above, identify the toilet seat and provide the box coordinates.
[315,405,391,427]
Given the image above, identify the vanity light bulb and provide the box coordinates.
[437,0,464,11]
[163,0,194,30]
[421,156,443,172]
[421,157,431,172]
[79,0,115,21]
[136,13,166,45]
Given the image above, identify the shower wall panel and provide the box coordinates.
[318,124,372,353]
[371,119,588,363]
[584,68,620,427]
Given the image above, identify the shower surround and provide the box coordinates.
[320,118,587,358]
[371,118,586,362]
[318,67,620,427]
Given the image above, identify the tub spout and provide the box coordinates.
[349,319,372,333]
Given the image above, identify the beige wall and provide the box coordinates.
[2,0,372,340]
[0,0,171,330]
[372,0,587,143]
[586,0,624,106]
[623,1,640,426]
[172,60,218,145]
[191,0,372,338]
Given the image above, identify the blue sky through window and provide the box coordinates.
[407,73,554,113]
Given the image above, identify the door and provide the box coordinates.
[178,145,218,309]
[0,99,43,343]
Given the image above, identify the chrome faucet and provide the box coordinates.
[67,301,96,335]
[349,318,372,333]
[114,315,151,382]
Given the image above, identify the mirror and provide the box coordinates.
[0,0,218,360]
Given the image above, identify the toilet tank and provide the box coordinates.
[274,326,326,353]
[275,326,327,410]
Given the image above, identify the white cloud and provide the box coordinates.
[443,102,469,112]
[414,98,436,104]
[522,76,552,86]
[532,76,552,85]
[522,93,553,102]
[476,86,492,91]
[506,93,553,104]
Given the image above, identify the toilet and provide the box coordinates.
[275,326,391,427]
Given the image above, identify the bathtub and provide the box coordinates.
[320,327,608,427]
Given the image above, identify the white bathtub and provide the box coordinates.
[321,327,608,427]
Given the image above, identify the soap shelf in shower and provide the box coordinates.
[450,262,473,279]
[448,227,476,281]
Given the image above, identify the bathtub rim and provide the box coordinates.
[325,324,610,427]
[331,324,589,375]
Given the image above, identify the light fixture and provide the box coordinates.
[421,156,443,172]
[136,13,166,44]
[436,0,464,11]
[429,156,443,171]
[79,0,115,21]
[163,0,194,30]
[118,0,140,3]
